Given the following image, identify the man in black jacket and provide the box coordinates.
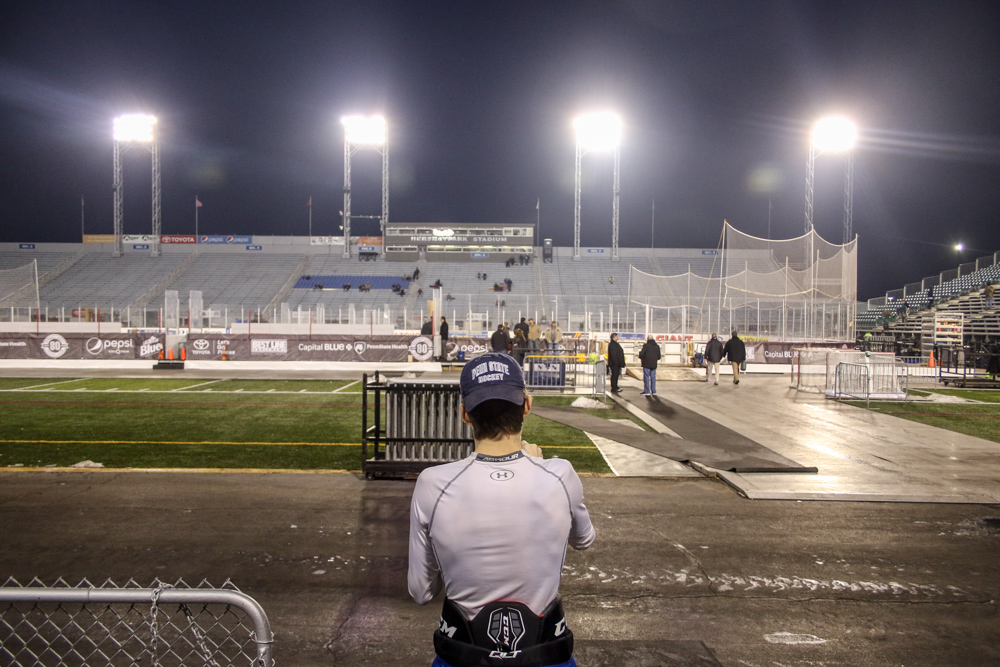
[438,317,449,361]
[607,333,626,393]
[490,324,510,354]
[723,330,747,385]
[638,336,661,396]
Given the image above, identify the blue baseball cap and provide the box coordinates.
[460,353,526,411]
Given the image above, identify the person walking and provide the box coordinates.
[607,333,626,393]
[638,336,661,396]
[490,323,511,354]
[704,333,725,386]
[527,318,542,352]
[723,330,747,385]
[408,353,595,667]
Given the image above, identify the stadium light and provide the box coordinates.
[341,115,389,257]
[573,112,622,261]
[811,116,856,153]
[113,114,157,142]
[805,115,857,244]
[112,114,161,258]
[573,113,622,152]
[954,243,964,252]
[342,115,386,145]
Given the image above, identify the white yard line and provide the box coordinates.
[333,380,360,393]
[8,378,86,391]
[173,379,224,392]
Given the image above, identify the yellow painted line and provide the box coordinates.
[0,439,361,447]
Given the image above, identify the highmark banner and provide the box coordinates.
[185,335,431,362]
[0,334,163,360]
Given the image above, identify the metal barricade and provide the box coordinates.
[0,577,273,667]
[525,352,606,399]
[834,360,909,406]
[362,372,474,479]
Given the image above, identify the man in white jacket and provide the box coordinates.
[408,352,596,667]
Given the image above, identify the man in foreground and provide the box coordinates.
[408,353,596,667]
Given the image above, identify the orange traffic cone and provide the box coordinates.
[221,349,227,361]
[928,350,935,368]
[158,349,164,360]
[167,347,174,361]
[180,347,187,361]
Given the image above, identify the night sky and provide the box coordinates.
[2,0,999,299]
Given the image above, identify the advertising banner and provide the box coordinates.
[198,235,253,244]
[161,235,196,244]
[82,234,115,244]
[0,333,157,360]
[310,236,345,246]
[744,341,854,364]
[358,236,383,246]
[185,334,426,362]
[123,235,158,243]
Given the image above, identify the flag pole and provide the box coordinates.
[195,196,200,239]
[308,196,313,237]
[536,198,540,240]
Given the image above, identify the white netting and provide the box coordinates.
[628,222,857,340]
[791,348,902,397]
[0,261,38,308]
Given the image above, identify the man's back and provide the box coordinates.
[409,451,594,619]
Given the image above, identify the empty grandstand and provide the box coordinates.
[0,222,868,342]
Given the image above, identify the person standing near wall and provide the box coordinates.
[528,318,541,352]
[607,333,626,394]
[638,336,661,396]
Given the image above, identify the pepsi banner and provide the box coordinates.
[198,235,253,244]
[0,333,157,360]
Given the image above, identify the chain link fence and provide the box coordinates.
[0,577,273,667]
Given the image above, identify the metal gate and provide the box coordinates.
[362,372,474,479]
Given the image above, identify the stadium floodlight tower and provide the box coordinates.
[805,116,857,244]
[112,114,161,258]
[341,115,388,259]
[573,113,622,261]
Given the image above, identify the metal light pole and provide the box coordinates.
[112,114,160,257]
[804,116,856,238]
[341,115,388,259]
[573,113,622,261]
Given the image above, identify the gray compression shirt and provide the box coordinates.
[408,450,596,619]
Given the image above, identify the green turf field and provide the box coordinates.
[0,377,621,474]
[850,389,1000,444]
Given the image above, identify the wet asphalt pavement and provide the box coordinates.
[1,471,998,666]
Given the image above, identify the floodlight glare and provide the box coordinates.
[113,114,157,142]
[573,113,622,151]
[342,115,386,145]
[955,243,964,251]
[811,116,856,152]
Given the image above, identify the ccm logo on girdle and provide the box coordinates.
[490,470,514,482]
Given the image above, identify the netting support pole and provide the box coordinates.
[843,151,854,245]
